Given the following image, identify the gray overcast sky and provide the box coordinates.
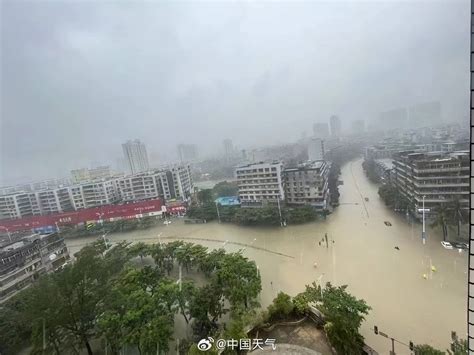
[0,0,469,185]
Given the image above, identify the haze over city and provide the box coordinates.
[0,0,469,185]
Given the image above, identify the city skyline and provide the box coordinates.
[1,1,469,185]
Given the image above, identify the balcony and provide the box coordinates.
[413,166,468,173]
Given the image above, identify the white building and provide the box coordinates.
[116,164,193,202]
[307,138,325,161]
[69,180,120,210]
[35,188,74,215]
[122,140,150,174]
[0,193,41,220]
[235,161,284,207]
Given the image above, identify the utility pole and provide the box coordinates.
[276,198,283,227]
[422,195,426,244]
[215,202,221,223]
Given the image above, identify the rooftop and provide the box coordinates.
[284,160,326,172]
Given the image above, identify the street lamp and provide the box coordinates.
[0,226,12,243]
[276,198,283,227]
[417,195,430,245]
[54,222,60,234]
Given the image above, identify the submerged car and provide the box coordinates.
[451,242,468,250]
[441,241,453,250]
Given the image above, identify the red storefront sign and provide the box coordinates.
[0,198,168,232]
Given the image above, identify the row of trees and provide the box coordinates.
[60,216,159,238]
[187,204,324,226]
[326,143,365,206]
[379,184,467,241]
[0,240,262,355]
[361,159,380,183]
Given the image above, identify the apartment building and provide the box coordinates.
[169,164,193,201]
[0,232,70,304]
[284,161,330,210]
[35,188,74,215]
[235,162,284,207]
[0,193,41,220]
[116,164,193,202]
[69,180,120,210]
[392,150,469,218]
[122,139,150,174]
[117,172,161,202]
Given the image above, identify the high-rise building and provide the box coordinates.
[307,138,325,161]
[177,144,198,162]
[223,139,234,159]
[329,115,341,137]
[312,122,329,138]
[392,151,469,219]
[122,140,150,174]
[284,161,330,210]
[235,162,284,207]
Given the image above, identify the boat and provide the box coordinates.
[384,221,392,226]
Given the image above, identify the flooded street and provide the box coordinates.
[66,158,467,353]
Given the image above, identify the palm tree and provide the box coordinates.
[431,204,449,242]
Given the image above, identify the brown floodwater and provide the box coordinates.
[66,159,467,353]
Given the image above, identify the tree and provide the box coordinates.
[128,242,151,264]
[189,284,226,340]
[99,266,175,355]
[447,198,466,239]
[186,203,217,221]
[292,292,310,316]
[449,331,468,354]
[432,205,449,242]
[284,206,318,224]
[198,189,214,204]
[304,282,371,355]
[212,181,239,197]
[267,292,294,321]
[413,344,444,355]
[215,252,261,310]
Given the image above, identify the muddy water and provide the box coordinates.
[66,159,467,353]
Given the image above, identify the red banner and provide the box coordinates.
[0,198,169,232]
